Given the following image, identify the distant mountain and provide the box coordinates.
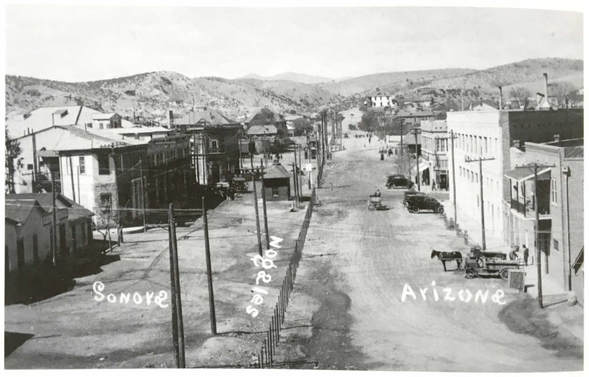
[5,71,342,123]
[319,68,477,96]
[428,58,583,93]
[5,58,583,125]
[241,72,333,84]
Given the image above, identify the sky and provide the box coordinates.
[5,4,584,82]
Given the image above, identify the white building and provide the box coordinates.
[447,109,584,249]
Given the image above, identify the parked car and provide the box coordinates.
[386,174,414,189]
[403,190,426,207]
[406,195,444,214]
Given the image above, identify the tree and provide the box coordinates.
[509,87,531,108]
[5,130,22,194]
[549,82,576,108]
[292,118,313,136]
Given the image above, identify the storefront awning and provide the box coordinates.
[504,167,551,182]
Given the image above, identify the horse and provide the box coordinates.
[431,249,463,271]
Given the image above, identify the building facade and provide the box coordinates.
[504,139,583,302]
[447,109,583,249]
[420,120,449,190]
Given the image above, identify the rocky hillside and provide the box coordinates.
[5,58,583,122]
[5,71,342,122]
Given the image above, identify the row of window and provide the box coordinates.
[458,165,500,192]
[454,132,499,156]
[422,135,448,153]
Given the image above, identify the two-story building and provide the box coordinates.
[420,120,449,190]
[447,108,583,249]
[504,138,583,302]
[173,108,243,186]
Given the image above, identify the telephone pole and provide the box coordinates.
[465,155,495,250]
[250,153,263,256]
[202,196,217,334]
[260,159,270,249]
[449,130,458,226]
[399,123,404,175]
[140,159,147,232]
[51,174,57,266]
[412,127,422,191]
[515,162,555,309]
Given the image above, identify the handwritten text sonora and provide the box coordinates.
[400,281,506,305]
[92,281,169,308]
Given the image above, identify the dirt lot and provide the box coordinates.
[273,140,583,372]
[5,188,309,368]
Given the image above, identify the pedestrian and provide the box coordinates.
[432,180,437,191]
[509,245,520,261]
[522,244,529,266]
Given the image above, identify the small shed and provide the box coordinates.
[263,163,291,201]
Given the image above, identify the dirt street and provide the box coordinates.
[5,190,309,368]
[278,140,583,372]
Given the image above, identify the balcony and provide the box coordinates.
[510,197,550,218]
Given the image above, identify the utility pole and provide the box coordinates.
[450,130,458,226]
[563,166,572,291]
[167,204,186,367]
[465,156,495,250]
[412,127,422,191]
[516,162,555,309]
[399,123,404,175]
[69,156,76,202]
[51,174,57,266]
[260,159,270,249]
[202,196,217,334]
[250,153,263,256]
[293,145,299,205]
[139,159,147,232]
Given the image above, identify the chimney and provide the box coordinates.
[168,110,174,128]
[512,139,520,148]
[553,134,560,144]
[543,72,549,99]
[498,86,503,110]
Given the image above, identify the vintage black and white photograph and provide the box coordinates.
[2,0,585,372]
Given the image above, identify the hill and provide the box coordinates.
[5,71,342,122]
[5,58,583,123]
[241,72,333,84]
[319,68,477,96]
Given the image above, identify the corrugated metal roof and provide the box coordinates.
[504,167,551,181]
[247,125,277,135]
[6,193,94,221]
[264,163,291,179]
[564,146,584,158]
[174,108,235,126]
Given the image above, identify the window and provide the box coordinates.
[484,137,488,154]
[551,177,558,204]
[99,122,104,129]
[99,193,112,213]
[553,238,559,251]
[33,234,39,263]
[17,238,25,270]
[79,156,85,174]
[98,154,110,175]
[86,122,93,128]
[27,164,34,170]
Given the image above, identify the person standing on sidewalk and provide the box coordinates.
[522,244,529,266]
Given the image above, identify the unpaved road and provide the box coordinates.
[287,142,582,372]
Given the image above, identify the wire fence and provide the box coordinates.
[254,186,316,368]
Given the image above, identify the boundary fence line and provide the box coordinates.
[254,186,316,368]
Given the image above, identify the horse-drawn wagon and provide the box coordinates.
[431,247,522,280]
[464,255,521,280]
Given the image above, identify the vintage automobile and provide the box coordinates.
[406,195,444,214]
[403,190,426,207]
[386,174,414,189]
